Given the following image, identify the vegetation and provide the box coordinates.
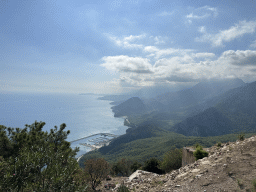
[217,142,222,147]
[111,158,133,176]
[79,130,255,165]
[84,158,109,191]
[237,132,245,141]
[130,161,142,172]
[117,184,130,192]
[252,178,256,191]
[193,144,209,160]
[160,148,182,173]
[142,157,163,174]
[0,121,88,191]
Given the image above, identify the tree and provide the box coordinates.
[160,148,182,173]
[84,158,109,191]
[193,144,209,160]
[0,121,87,191]
[130,161,142,173]
[143,157,163,174]
[111,158,133,176]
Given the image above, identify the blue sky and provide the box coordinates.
[1,0,256,94]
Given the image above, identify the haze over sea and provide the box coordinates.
[0,93,127,157]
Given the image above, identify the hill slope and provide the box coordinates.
[100,135,256,192]
[173,81,256,137]
[111,97,146,117]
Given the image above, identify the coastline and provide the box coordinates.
[76,97,131,163]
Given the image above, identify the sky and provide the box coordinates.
[1,0,256,94]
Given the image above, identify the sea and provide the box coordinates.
[0,92,128,157]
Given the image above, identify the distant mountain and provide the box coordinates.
[173,81,256,137]
[173,107,236,136]
[111,97,147,117]
[155,78,245,112]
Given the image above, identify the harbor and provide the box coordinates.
[70,133,119,160]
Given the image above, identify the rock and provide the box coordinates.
[191,169,200,173]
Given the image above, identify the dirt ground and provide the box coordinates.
[96,135,256,192]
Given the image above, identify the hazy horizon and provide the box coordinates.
[1,0,256,94]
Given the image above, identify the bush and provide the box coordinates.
[160,148,182,173]
[237,133,245,141]
[130,161,142,172]
[143,157,163,174]
[84,158,109,191]
[217,142,222,147]
[117,184,130,192]
[111,158,133,176]
[193,145,208,160]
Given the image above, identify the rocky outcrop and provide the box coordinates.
[182,147,196,167]
[99,135,256,191]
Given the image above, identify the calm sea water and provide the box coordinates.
[0,93,127,157]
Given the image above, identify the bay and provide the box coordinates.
[0,92,127,157]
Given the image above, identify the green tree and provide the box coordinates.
[84,158,109,191]
[130,161,142,173]
[193,145,208,161]
[160,148,182,173]
[143,157,163,174]
[0,121,87,191]
[111,158,133,176]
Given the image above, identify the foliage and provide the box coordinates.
[142,157,163,174]
[80,131,255,164]
[237,133,245,141]
[160,148,182,173]
[0,121,88,191]
[217,142,222,147]
[130,161,142,172]
[193,145,209,160]
[84,158,109,191]
[193,143,202,149]
[252,178,256,191]
[117,184,130,192]
[111,158,133,176]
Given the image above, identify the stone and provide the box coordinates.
[191,169,200,173]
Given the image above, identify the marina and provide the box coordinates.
[70,133,119,153]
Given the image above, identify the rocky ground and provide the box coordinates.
[98,135,256,192]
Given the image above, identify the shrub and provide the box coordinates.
[143,157,163,174]
[130,161,142,172]
[160,148,182,173]
[193,145,208,160]
[193,143,202,149]
[217,142,222,147]
[84,158,109,191]
[111,158,133,176]
[117,184,130,192]
[237,133,245,141]
[252,178,256,191]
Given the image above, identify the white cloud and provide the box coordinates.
[192,52,215,58]
[101,49,256,86]
[198,26,206,33]
[187,13,210,19]
[101,55,153,74]
[123,34,146,42]
[218,50,256,66]
[196,20,256,47]
[108,34,146,49]
[186,6,218,24]
[144,46,193,59]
